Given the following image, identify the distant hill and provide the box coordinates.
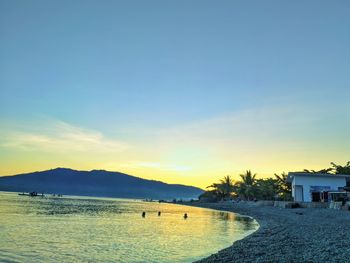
[0,168,203,200]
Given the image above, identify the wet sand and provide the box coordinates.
[186,202,350,262]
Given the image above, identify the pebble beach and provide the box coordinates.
[188,202,350,262]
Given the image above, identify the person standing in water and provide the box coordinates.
[158,211,161,216]
[142,211,146,218]
[184,213,188,219]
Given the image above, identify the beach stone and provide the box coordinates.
[188,202,350,263]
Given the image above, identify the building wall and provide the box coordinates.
[292,175,346,202]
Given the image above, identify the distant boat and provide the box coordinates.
[18,192,44,197]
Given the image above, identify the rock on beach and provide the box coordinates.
[187,202,350,262]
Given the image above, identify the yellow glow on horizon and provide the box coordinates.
[1,150,349,189]
[1,105,350,189]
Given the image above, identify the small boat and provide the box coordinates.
[18,192,45,197]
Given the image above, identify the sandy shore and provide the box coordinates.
[185,202,350,262]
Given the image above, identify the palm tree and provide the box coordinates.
[236,170,257,200]
[303,168,332,174]
[219,175,235,198]
[239,170,257,185]
[330,161,350,175]
[274,172,290,190]
[206,175,235,200]
[206,183,222,199]
[274,172,292,200]
[255,178,278,200]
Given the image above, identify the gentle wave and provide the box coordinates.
[0,192,258,262]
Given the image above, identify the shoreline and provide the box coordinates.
[184,201,350,262]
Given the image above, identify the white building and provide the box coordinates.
[287,172,350,202]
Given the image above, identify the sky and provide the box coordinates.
[1,0,350,188]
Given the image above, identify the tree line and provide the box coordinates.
[199,161,350,202]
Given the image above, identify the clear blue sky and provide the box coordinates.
[1,0,350,187]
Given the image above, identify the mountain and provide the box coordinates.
[0,168,203,200]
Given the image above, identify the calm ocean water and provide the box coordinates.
[0,192,258,262]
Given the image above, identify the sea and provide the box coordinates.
[0,192,258,262]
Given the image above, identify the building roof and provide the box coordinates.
[286,172,350,183]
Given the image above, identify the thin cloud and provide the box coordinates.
[0,120,129,153]
[153,104,330,147]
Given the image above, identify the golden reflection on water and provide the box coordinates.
[0,192,258,262]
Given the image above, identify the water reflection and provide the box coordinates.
[211,211,256,228]
[233,215,257,231]
[0,192,258,263]
[36,198,124,215]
